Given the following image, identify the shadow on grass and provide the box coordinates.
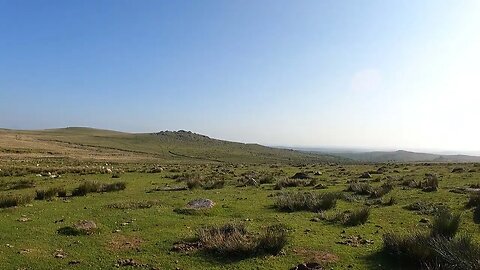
[363,250,419,270]
[57,226,85,236]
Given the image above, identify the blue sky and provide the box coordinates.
[1,1,479,152]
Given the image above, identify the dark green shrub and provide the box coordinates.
[382,231,432,264]
[429,235,480,270]
[473,207,480,224]
[466,193,480,209]
[431,209,461,239]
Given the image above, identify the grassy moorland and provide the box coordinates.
[0,129,479,270]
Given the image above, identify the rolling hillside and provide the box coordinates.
[0,127,343,164]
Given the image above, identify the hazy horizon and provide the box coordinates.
[1,1,479,153]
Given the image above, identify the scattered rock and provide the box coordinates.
[186,198,215,209]
[336,235,374,247]
[115,258,148,268]
[53,249,66,259]
[359,172,372,179]
[18,249,32,255]
[290,262,323,270]
[314,171,322,176]
[17,217,31,222]
[170,241,202,252]
[73,220,97,235]
[452,167,465,173]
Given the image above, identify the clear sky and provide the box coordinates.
[1,1,479,153]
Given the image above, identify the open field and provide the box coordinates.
[1,129,480,269]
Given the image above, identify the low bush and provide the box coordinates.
[274,192,339,212]
[370,182,393,198]
[382,209,473,269]
[72,181,101,196]
[35,187,63,200]
[346,182,373,195]
[71,181,126,196]
[274,178,314,190]
[343,207,370,226]
[196,223,288,258]
[202,179,225,190]
[10,179,35,190]
[0,194,34,208]
[101,182,126,192]
[384,196,397,206]
[404,201,444,215]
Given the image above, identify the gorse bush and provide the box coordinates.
[0,194,34,208]
[196,223,288,258]
[274,192,339,212]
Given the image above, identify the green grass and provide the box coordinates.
[1,161,480,269]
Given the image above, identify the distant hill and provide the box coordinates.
[327,150,480,163]
[0,127,344,164]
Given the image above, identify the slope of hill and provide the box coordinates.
[0,127,344,164]
[330,150,480,163]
